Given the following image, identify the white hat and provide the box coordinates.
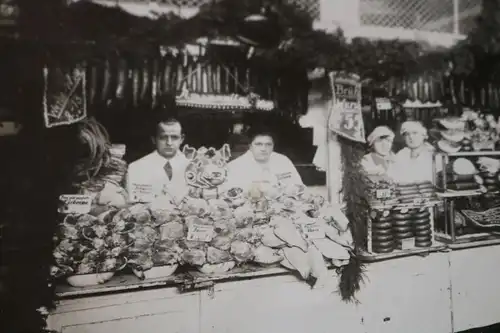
[400,121,427,136]
[367,126,395,146]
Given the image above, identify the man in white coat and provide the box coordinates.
[225,127,303,192]
[127,118,189,203]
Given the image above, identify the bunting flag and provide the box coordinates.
[328,72,365,143]
[43,65,87,128]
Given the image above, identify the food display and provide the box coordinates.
[432,113,500,244]
[368,205,435,254]
[365,180,439,255]
[52,144,354,288]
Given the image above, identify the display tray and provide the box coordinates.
[435,232,500,247]
[359,242,448,263]
[436,190,483,198]
[440,236,500,250]
[55,265,307,299]
[369,199,441,210]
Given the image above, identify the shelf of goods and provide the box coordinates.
[433,151,500,248]
[362,181,445,261]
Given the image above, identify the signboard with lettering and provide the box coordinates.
[328,72,365,143]
[58,195,92,214]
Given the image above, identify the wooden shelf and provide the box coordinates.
[437,190,483,198]
[437,151,500,157]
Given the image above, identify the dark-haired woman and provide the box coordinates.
[225,128,303,192]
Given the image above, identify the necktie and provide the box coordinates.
[164,161,173,180]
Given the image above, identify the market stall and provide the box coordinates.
[6,1,500,333]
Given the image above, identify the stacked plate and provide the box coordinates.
[370,210,394,254]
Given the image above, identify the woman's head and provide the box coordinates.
[367,126,394,156]
[247,126,275,163]
[400,121,427,149]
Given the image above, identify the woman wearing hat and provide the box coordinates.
[361,126,397,178]
[392,121,440,184]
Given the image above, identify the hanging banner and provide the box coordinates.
[328,72,365,143]
[43,65,87,128]
[0,0,19,28]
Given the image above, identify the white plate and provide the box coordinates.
[133,265,178,280]
[66,272,115,287]
[198,261,236,274]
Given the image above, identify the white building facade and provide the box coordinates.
[89,0,481,47]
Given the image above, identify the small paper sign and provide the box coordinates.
[301,224,325,240]
[413,198,424,205]
[376,189,392,199]
[187,224,215,242]
[401,237,415,250]
[130,183,155,203]
[375,98,392,111]
[58,195,92,214]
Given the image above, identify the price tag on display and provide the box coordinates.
[376,189,392,199]
[58,195,92,214]
[375,98,392,111]
[301,224,325,240]
[413,198,424,205]
[187,224,215,242]
[401,237,415,250]
[130,183,155,203]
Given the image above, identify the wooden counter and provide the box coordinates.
[48,250,478,333]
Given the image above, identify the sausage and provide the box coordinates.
[412,216,431,225]
[414,229,432,237]
[371,222,393,229]
[412,210,431,219]
[393,231,414,239]
[371,234,394,242]
[371,228,393,237]
[414,240,433,247]
[414,224,431,232]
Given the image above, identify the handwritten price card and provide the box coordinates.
[187,224,215,242]
[130,183,154,203]
[58,195,92,214]
[376,189,392,199]
[301,224,325,240]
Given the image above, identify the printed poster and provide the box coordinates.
[328,71,365,143]
[43,65,87,128]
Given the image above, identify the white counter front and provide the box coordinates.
[47,246,500,333]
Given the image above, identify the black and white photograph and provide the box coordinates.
[2,1,500,333]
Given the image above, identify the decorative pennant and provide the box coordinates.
[328,71,365,143]
[43,65,87,128]
[0,0,19,27]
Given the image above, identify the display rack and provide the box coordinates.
[361,198,446,262]
[433,151,500,248]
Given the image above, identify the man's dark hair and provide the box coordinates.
[155,117,184,135]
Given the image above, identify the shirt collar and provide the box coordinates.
[152,150,185,165]
[242,150,275,165]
